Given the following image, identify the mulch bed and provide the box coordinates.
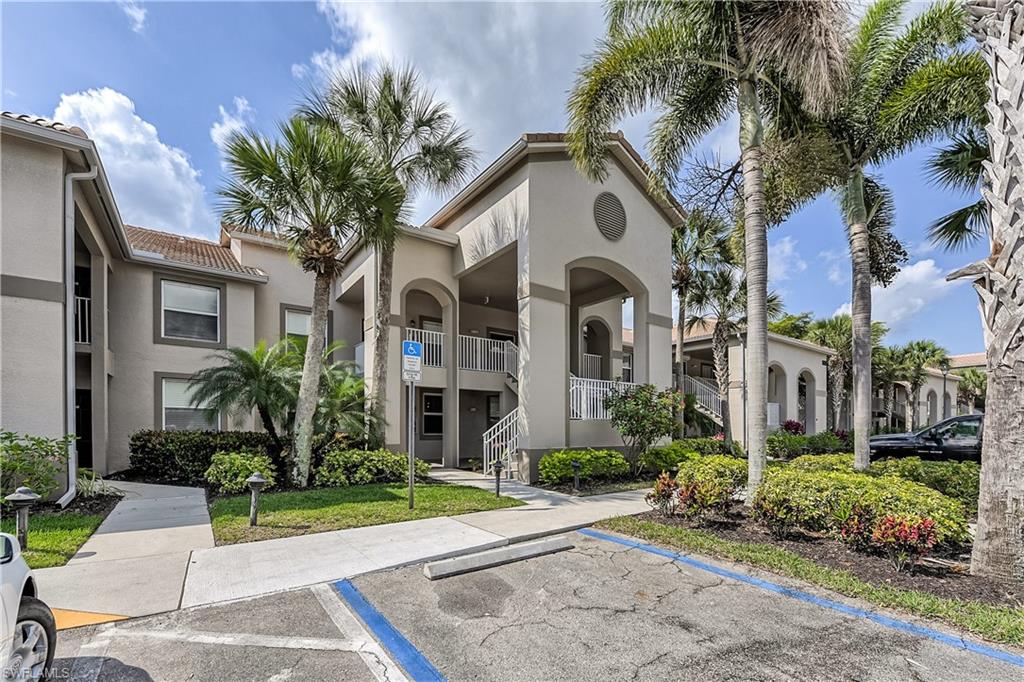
[636,506,1024,609]
[537,477,653,497]
[33,491,122,518]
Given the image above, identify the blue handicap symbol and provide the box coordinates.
[402,340,422,357]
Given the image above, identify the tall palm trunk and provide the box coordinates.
[257,404,283,453]
[908,386,920,430]
[846,168,873,470]
[712,325,732,444]
[828,359,845,431]
[884,383,895,430]
[370,241,396,445]
[675,288,687,435]
[293,271,332,486]
[965,0,1024,580]
[738,77,768,493]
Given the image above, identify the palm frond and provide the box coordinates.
[925,128,987,193]
[927,200,988,252]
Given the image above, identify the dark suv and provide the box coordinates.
[869,415,983,462]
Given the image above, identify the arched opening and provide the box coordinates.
[581,318,612,379]
[767,363,788,429]
[797,369,816,434]
[926,389,938,426]
[943,392,952,420]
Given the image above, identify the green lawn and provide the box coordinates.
[597,516,1024,646]
[0,513,105,569]
[209,482,524,545]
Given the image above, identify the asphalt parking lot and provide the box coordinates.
[54,529,1024,681]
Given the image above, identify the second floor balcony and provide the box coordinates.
[75,295,91,344]
[404,328,518,375]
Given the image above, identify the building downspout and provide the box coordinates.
[56,163,98,507]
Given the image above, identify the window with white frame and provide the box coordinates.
[162,377,219,431]
[284,308,329,347]
[162,280,220,342]
[422,392,443,437]
[622,352,633,383]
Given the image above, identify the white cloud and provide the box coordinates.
[833,259,958,331]
[819,249,849,286]
[54,88,217,238]
[210,96,255,165]
[117,0,147,33]
[768,236,807,289]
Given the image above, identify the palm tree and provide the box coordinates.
[566,0,847,491]
[955,367,986,414]
[897,340,948,431]
[302,64,476,441]
[773,0,987,472]
[672,209,731,431]
[219,117,403,485]
[312,341,380,441]
[687,268,782,447]
[871,345,905,431]
[958,0,1024,580]
[925,128,989,250]
[187,340,294,451]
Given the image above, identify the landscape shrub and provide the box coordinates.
[537,449,630,485]
[604,384,678,470]
[751,469,968,545]
[639,442,700,475]
[673,437,734,456]
[781,420,805,435]
[765,431,808,459]
[129,430,276,484]
[806,431,845,453]
[788,454,854,473]
[205,451,277,494]
[675,455,746,519]
[871,515,938,573]
[0,431,73,500]
[872,457,980,512]
[645,472,680,517]
[314,448,429,487]
[833,501,875,550]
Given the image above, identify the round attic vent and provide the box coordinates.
[593,192,626,241]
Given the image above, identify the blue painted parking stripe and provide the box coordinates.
[333,579,446,682]
[578,528,1024,669]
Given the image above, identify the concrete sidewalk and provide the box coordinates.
[36,481,214,620]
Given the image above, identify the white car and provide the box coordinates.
[1,533,55,681]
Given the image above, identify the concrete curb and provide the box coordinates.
[423,536,574,580]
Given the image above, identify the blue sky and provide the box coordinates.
[2,1,989,354]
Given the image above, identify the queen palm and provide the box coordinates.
[897,340,948,431]
[219,117,403,486]
[805,315,886,446]
[686,268,782,448]
[773,0,987,472]
[188,340,293,451]
[567,0,847,491]
[955,367,986,414]
[957,0,1024,579]
[302,64,475,438]
[672,209,731,431]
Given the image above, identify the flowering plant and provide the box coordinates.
[871,515,937,572]
[645,471,679,517]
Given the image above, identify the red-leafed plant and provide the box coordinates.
[645,471,680,517]
[781,420,805,435]
[871,515,938,573]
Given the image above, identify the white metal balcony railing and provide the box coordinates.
[483,406,520,476]
[458,335,517,375]
[75,296,91,344]
[581,353,602,380]
[569,375,634,420]
[768,402,780,427]
[683,375,722,419]
[405,328,445,367]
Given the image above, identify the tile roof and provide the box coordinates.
[948,352,986,369]
[125,225,265,278]
[1,111,88,139]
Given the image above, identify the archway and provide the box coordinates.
[580,317,612,379]
[767,363,788,428]
[943,392,952,420]
[797,369,816,434]
[926,389,938,426]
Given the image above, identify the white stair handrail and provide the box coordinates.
[483,407,520,476]
[569,376,633,420]
[683,375,723,419]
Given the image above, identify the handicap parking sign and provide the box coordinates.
[402,340,422,382]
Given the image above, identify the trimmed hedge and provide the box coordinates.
[314,448,429,487]
[788,454,856,473]
[538,449,630,485]
[205,451,277,494]
[639,442,701,475]
[129,430,277,484]
[675,455,747,518]
[766,431,846,460]
[752,468,969,545]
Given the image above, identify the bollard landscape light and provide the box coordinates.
[5,487,40,550]
[247,473,267,527]
[494,459,504,498]
[571,460,581,491]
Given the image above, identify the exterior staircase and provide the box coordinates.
[482,406,520,477]
[683,375,724,426]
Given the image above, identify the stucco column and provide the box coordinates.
[89,255,109,474]
[516,287,569,481]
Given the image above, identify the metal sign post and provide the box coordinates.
[402,340,423,510]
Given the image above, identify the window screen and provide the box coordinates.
[163,281,219,342]
[163,378,219,431]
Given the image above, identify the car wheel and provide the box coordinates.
[9,597,56,682]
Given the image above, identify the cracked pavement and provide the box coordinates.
[352,531,1023,681]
